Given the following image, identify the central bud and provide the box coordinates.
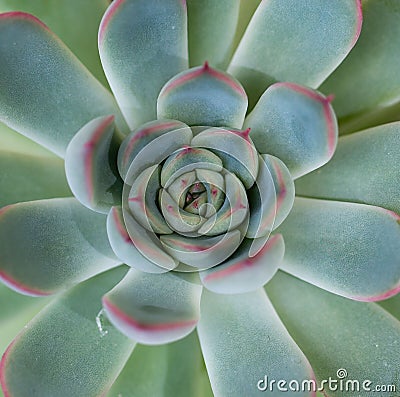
[120,122,277,272]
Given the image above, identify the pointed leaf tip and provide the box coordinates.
[158,64,247,128]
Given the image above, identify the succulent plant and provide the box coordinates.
[0,0,400,396]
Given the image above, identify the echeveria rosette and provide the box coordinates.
[0,1,399,397]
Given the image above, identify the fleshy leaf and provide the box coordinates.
[197,289,314,397]
[295,122,400,214]
[118,119,191,180]
[378,293,400,322]
[231,0,260,50]
[0,0,110,84]
[128,165,172,234]
[0,198,119,296]
[0,12,127,157]
[320,0,400,122]
[99,0,188,128]
[107,207,168,274]
[0,284,49,358]
[106,332,213,397]
[103,269,202,345]
[0,150,71,208]
[161,147,223,188]
[122,206,178,272]
[191,127,258,189]
[277,198,400,301]
[198,173,248,236]
[245,82,338,178]
[0,267,135,397]
[260,155,294,230]
[187,0,240,70]
[122,123,193,185]
[160,230,241,270]
[267,271,400,397]
[228,0,362,108]
[65,115,123,214]
[246,154,294,238]
[157,63,248,129]
[0,122,54,157]
[200,234,284,294]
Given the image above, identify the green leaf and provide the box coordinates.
[0,150,71,208]
[0,267,135,397]
[0,284,50,356]
[277,198,400,301]
[99,0,188,128]
[157,63,248,129]
[118,119,192,180]
[228,0,362,108]
[0,0,110,85]
[245,82,338,178]
[378,293,400,322]
[0,12,127,157]
[119,206,178,271]
[191,127,258,189]
[0,122,54,157]
[247,155,295,238]
[320,0,400,122]
[0,198,119,296]
[231,0,260,51]
[267,271,400,397]
[187,0,240,70]
[127,165,173,234]
[107,206,169,273]
[65,115,123,214]
[160,230,241,270]
[295,122,400,215]
[107,332,213,397]
[200,234,284,294]
[103,269,202,345]
[197,289,314,397]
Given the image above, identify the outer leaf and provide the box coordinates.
[0,198,119,296]
[277,198,400,301]
[0,0,110,84]
[0,284,49,354]
[0,267,135,397]
[99,0,188,128]
[378,294,400,322]
[157,63,248,129]
[321,0,400,121]
[200,234,284,294]
[0,12,127,157]
[197,289,314,397]
[103,269,202,345]
[231,0,260,50]
[65,115,122,214]
[228,0,362,108]
[245,82,337,178]
[295,122,400,214]
[0,122,53,157]
[106,332,213,397]
[0,150,71,208]
[267,271,400,397]
[187,0,240,70]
